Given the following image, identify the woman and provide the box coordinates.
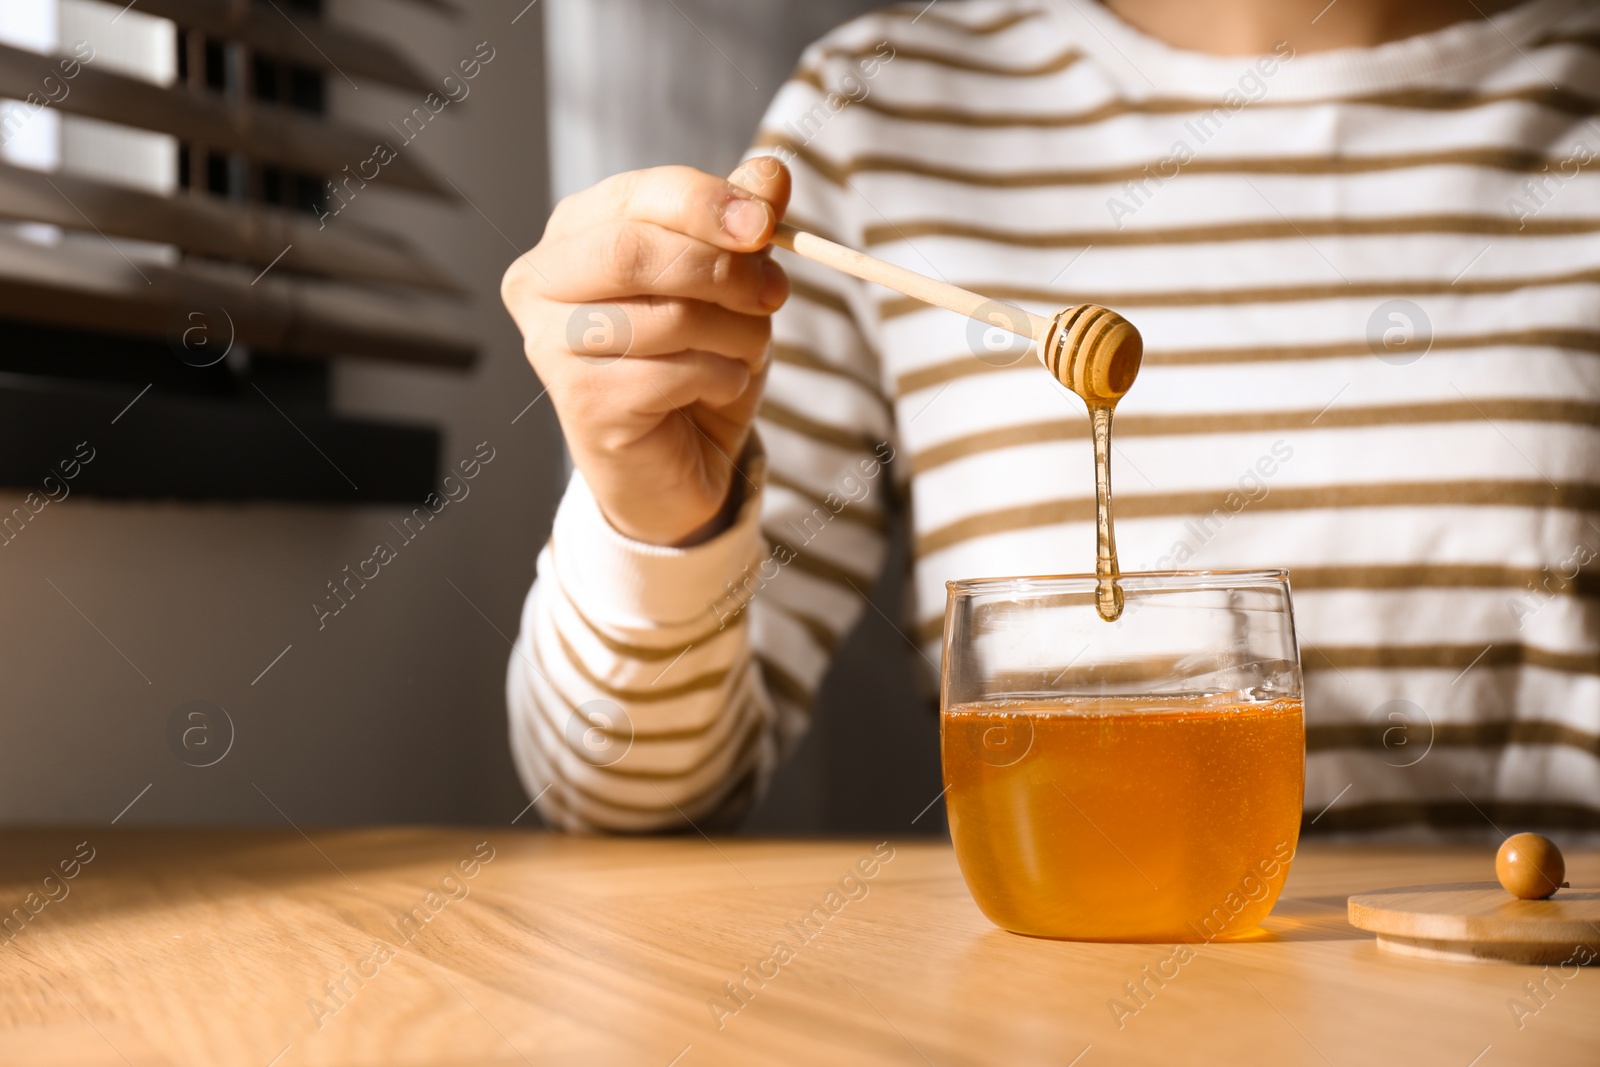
[499,0,1600,833]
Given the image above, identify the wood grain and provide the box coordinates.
[0,830,1595,1066]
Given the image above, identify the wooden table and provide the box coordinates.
[1,829,1594,1066]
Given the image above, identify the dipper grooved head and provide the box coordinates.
[1043,305,1143,404]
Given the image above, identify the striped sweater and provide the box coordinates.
[509,0,1600,834]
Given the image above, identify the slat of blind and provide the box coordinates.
[0,230,474,368]
[124,0,442,95]
[0,43,453,198]
[0,161,461,293]
[400,0,463,14]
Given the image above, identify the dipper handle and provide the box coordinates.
[770,223,1141,403]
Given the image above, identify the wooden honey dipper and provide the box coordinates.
[770,222,1143,620]
[769,223,1143,405]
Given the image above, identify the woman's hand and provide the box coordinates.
[501,158,791,546]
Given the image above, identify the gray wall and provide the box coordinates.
[0,0,940,836]
[0,0,559,828]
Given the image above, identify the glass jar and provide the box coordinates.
[941,570,1305,941]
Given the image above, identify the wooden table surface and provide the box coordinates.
[0,828,1595,1066]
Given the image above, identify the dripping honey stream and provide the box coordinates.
[770,223,1144,618]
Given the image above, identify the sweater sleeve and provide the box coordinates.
[506,45,897,833]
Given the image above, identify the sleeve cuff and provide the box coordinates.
[550,469,764,629]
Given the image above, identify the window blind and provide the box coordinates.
[0,0,473,369]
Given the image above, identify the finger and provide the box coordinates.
[636,350,754,412]
[545,165,777,253]
[528,222,788,314]
[569,351,755,415]
[727,156,792,222]
[555,297,772,366]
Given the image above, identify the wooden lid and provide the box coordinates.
[1348,882,1600,965]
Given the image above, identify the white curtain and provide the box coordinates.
[544,0,885,198]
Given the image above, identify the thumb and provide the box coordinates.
[728,155,792,223]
